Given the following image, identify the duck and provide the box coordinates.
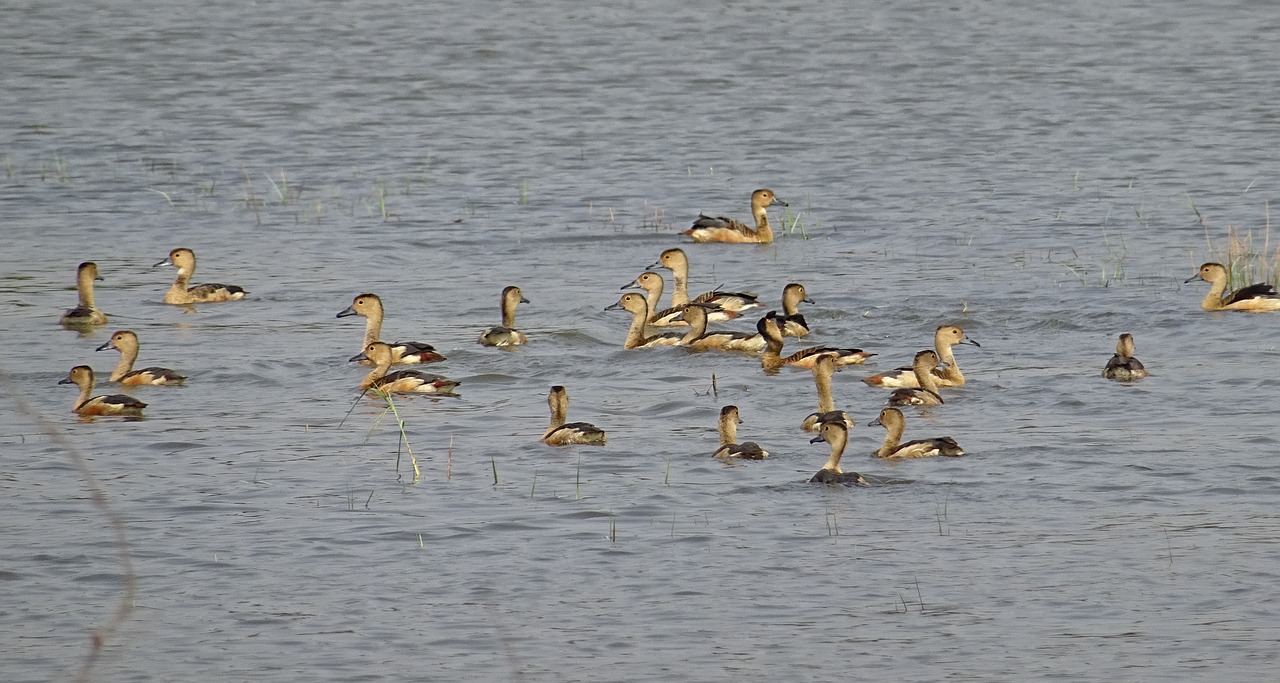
[682,189,786,244]
[870,408,964,458]
[1184,262,1280,312]
[541,385,607,446]
[646,248,761,313]
[155,248,246,304]
[620,271,741,326]
[864,325,980,388]
[478,286,529,347]
[59,261,109,327]
[758,312,874,372]
[679,303,764,352]
[887,350,945,406]
[349,342,459,394]
[59,365,146,416]
[778,282,814,337]
[337,293,445,364]
[712,405,769,459]
[605,292,697,349]
[1102,332,1149,381]
[95,330,186,385]
[808,420,867,485]
[800,354,854,432]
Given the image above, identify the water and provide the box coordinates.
[3,0,1280,680]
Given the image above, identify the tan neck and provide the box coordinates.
[77,270,97,309]
[782,289,801,316]
[167,268,192,301]
[359,357,392,390]
[362,309,384,347]
[876,422,904,457]
[500,296,519,328]
[814,364,835,413]
[751,205,774,242]
[916,361,942,394]
[109,346,138,381]
[935,341,963,383]
[72,378,92,410]
[821,431,847,473]
[548,396,567,431]
[682,307,708,344]
[671,271,689,306]
[718,412,737,446]
[643,281,663,318]
[624,306,650,349]
[1202,278,1228,310]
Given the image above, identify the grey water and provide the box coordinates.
[3,0,1280,680]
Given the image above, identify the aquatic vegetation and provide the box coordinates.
[1196,200,1279,290]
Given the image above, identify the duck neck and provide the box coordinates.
[362,307,385,348]
[500,295,519,328]
[624,307,650,349]
[814,365,835,413]
[761,327,784,370]
[73,380,93,412]
[916,362,942,395]
[166,267,193,303]
[681,308,708,344]
[109,345,138,382]
[718,413,737,446]
[782,289,801,316]
[548,395,567,431]
[1202,278,1228,311]
[670,271,689,306]
[936,340,963,383]
[77,270,97,309]
[752,205,774,242]
[876,421,904,457]
[359,358,392,391]
[821,432,846,473]
[642,281,663,320]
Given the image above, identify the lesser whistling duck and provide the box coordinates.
[870,408,964,458]
[478,286,529,347]
[60,261,109,327]
[337,293,444,365]
[542,385,607,446]
[682,189,786,244]
[95,330,186,385]
[59,365,146,416]
[155,248,246,304]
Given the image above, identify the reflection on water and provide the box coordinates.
[3,0,1280,680]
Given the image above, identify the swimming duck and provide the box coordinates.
[349,342,459,394]
[887,350,945,406]
[1102,333,1149,381]
[758,312,873,372]
[800,354,854,432]
[870,408,964,458]
[682,189,786,244]
[778,282,814,337]
[542,385,607,446]
[605,292,696,349]
[155,248,246,304]
[59,261,109,327]
[809,420,867,485]
[478,286,529,347]
[646,248,761,313]
[59,365,146,416]
[1184,262,1280,312]
[713,405,769,459]
[864,325,980,388]
[680,304,764,352]
[95,330,186,385]
[620,271,741,326]
[337,293,445,365]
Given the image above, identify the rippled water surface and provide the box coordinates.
[4,1,1280,680]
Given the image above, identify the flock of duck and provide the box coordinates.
[56,191,1280,484]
